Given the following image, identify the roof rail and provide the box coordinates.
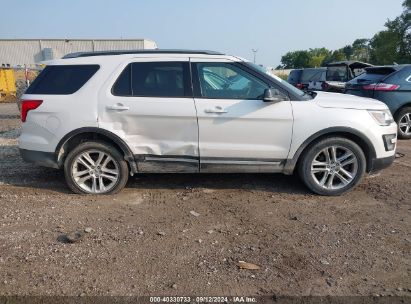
[63,49,224,59]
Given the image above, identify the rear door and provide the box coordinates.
[98,57,199,172]
[191,58,293,173]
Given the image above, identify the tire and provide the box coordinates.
[64,141,129,195]
[298,137,366,196]
[396,107,411,140]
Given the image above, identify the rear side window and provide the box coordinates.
[288,70,302,83]
[112,62,190,97]
[26,65,99,95]
[385,67,411,85]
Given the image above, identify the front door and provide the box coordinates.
[98,57,199,172]
[190,59,293,172]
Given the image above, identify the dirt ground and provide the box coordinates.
[0,103,410,298]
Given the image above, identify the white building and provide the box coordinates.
[0,38,157,67]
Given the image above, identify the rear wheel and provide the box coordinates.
[396,107,411,140]
[64,141,129,194]
[298,137,366,196]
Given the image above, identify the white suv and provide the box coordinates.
[19,50,397,196]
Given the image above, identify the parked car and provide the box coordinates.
[321,61,373,92]
[345,64,411,139]
[307,69,327,91]
[287,68,326,90]
[19,49,397,196]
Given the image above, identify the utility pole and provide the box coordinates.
[252,49,258,64]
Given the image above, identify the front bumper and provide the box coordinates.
[19,149,59,169]
[370,155,395,173]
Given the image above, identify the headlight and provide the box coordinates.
[368,110,394,126]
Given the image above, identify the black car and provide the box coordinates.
[287,68,326,90]
[345,65,411,139]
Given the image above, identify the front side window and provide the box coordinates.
[195,63,268,99]
[112,62,189,97]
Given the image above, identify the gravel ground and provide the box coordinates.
[0,103,410,298]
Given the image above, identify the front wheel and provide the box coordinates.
[396,107,411,140]
[298,137,366,196]
[64,141,129,194]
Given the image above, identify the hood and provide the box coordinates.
[314,91,388,110]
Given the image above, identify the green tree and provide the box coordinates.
[322,50,347,66]
[369,29,402,64]
[342,45,354,60]
[369,1,411,64]
[276,0,411,68]
[351,39,370,62]
[279,50,311,68]
[308,48,330,67]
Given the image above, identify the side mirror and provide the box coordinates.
[263,88,287,102]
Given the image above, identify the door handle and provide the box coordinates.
[204,106,228,114]
[106,103,130,111]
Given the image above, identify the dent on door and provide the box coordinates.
[101,102,199,173]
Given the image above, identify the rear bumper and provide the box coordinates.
[370,155,395,173]
[19,149,59,169]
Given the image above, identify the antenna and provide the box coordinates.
[252,49,258,64]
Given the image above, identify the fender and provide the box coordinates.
[283,127,377,174]
[55,127,137,174]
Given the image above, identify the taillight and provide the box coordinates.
[296,83,303,89]
[21,100,43,122]
[363,83,400,91]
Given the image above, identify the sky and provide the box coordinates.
[0,0,405,66]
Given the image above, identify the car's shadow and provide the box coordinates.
[127,172,309,195]
[0,155,309,195]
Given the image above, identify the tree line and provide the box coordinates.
[277,0,410,69]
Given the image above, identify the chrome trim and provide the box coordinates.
[145,156,199,163]
[133,154,286,173]
[201,159,281,165]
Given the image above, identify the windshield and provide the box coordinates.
[326,66,349,82]
[301,69,325,83]
[245,62,310,99]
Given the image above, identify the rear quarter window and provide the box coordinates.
[384,67,411,85]
[26,65,99,95]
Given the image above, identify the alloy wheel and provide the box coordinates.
[71,149,119,194]
[399,112,411,136]
[310,145,358,190]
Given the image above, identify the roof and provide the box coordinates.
[366,64,411,69]
[365,64,411,73]
[326,61,373,68]
[63,49,224,59]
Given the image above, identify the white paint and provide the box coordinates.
[19,51,397,174]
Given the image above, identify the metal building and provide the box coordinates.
[0,38,158,67]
